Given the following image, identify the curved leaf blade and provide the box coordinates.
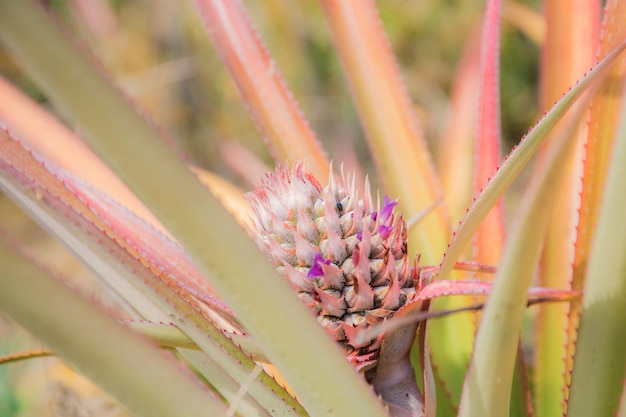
[566,2,626,410]
[566,73,626,417]
[193,0,329,180]
[535,2,599,415]
[438,41,626,280]
[0,239,227,417]
[473,0,504,273]
[458,74,583,417]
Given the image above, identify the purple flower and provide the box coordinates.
[308,252,331,278]
[379,196,398,223]
[378,225,392,240]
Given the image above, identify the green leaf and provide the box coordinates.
[566,74,626,417]
[457,73,597,417]
[0,238,227,417]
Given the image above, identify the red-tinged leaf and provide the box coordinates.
[0,133,233,329]
[193,0,329,181]
[320,0,450,264]
[356,280,579,350]
[52,168,238,324]
[414,280,578,305]
[473,0,505,278]
[539,0,599,112]
[438,39,626,282]
[0,75,166,235]
[534,2,600,416]
[2,141,239,326]
[566,0,626,406]
[0,132,304,416]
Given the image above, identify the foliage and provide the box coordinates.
[0,1,625,417]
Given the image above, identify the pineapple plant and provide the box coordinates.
[0,1,625,417]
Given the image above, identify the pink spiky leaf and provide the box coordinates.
[473,0,505,273]
[566,2,626,413]
[362,279,580,342]
[439,40,626,281]
[0,132,304,416]
[193,0,329,181]
[458,51,613,416]
[534,2,600,415]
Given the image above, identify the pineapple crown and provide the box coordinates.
[246,162,417,370]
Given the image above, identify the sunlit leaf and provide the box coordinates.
[0,237,228,417]
[534,1,599,415]
[439,40,626,280]
[193,0,329,180]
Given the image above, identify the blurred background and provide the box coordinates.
[0,1,540,415]
[1,0,540,183]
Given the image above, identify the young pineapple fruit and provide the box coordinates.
[247,162,418,371]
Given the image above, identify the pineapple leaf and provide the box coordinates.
[566,65,626,417]
[357,281,578,345]
[473,0,505,273]
[566,2,626,412]
[427,26,483,414]
[534,1,600,415]
[0,349,54,366]
[0,133,305,417]
[0,237,228,417]
[121,320,269,362]
[0,74,163,232]
[438,27,481,224]
[193,0,329,181]
[457,66,592,417]
[438,40,626,281]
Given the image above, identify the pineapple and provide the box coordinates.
[246,162,418,371]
